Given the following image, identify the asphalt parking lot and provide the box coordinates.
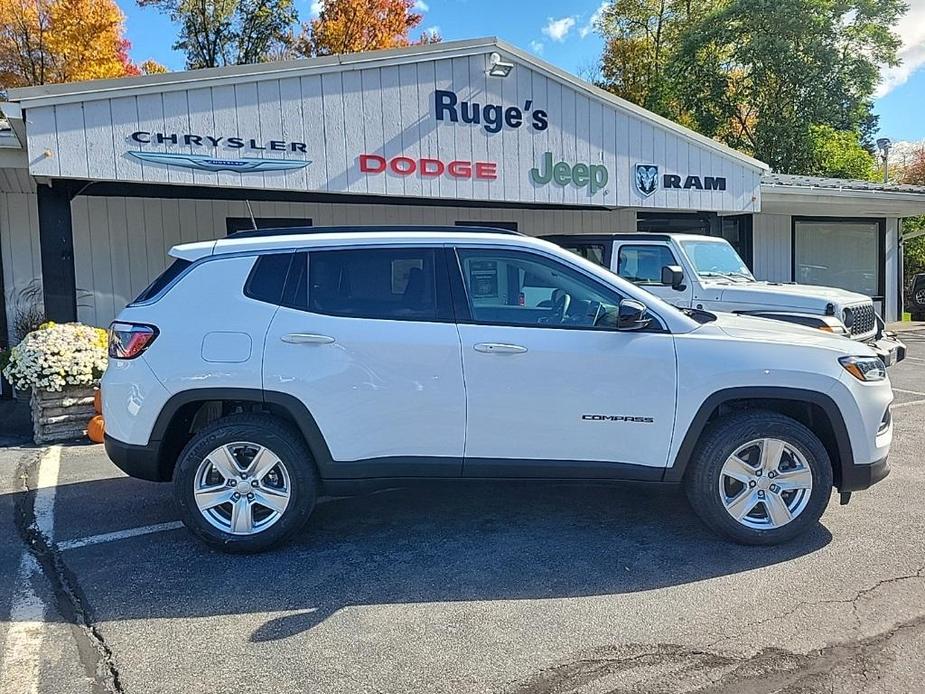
[2,331,925,694]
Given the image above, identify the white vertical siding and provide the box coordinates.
[752,213,791,282]
[22,55,762,212]
[0,190,42,345]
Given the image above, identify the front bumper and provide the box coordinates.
[839,455,890,493]
[867,333,906,367]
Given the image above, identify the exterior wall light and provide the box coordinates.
[487,52,514,78]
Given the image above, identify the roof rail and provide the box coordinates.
[227,224,525,239]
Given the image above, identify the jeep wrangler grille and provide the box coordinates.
[846,303,875,337]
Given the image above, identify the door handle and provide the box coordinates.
[473,342,528,354]
[281,333,335,345]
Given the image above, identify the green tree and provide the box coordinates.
[670,0,906,173]
[808,125,878,180]
[900,147,925,298]
[596,0,717,117]
[137,0,297,69]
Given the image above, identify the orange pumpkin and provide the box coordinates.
[94,389,102,414]
[87,415,105,443]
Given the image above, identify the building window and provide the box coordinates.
[793,218,884,301]
[226,217,312,235]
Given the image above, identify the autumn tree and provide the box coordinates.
[298,0,439,57]
[0,0,143,87]
[137,0,298,69]
[671,0,906,173]
[900,147,925,293]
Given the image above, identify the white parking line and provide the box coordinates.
[0,446,61,694]
[57,521,185,551]
[892,387,925,397]
[893,398,925,410]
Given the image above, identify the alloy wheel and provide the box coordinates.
[193,442,292,535]
[718,437,813,530]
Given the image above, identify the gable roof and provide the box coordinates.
[4,37,768,173]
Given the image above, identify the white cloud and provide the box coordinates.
[413,0,429,11]
[877,0,925,97]
[310,0,324,16]
[580,2,608,39]
[529,40,544,54]
[542,16,577,43]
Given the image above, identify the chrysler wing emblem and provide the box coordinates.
[128,151,311,173]
[634,163,659,198]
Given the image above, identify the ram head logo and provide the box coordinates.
[634,164,659,198]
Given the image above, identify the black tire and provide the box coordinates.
[173,413,318,553]
[684,410,833,545]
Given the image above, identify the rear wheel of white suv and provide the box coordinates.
[684,411,833,545]
[173,414,318,553]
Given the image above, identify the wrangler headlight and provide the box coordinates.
[839,355,886,382]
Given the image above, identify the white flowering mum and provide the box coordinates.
[3,322,108,392]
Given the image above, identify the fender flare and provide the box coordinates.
[662,386,853,485]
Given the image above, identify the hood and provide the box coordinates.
[703,312,878,356]
[712,280,870,312]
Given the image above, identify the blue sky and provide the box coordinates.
[117,0,925,143]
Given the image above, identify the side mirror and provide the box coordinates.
[617,299,651,331]
[661,265,685,291]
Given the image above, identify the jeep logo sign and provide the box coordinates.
[633,162,727,197]
[530,152,608,195]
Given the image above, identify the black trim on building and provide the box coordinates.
[71,179,606,211]
[37,181,80,322]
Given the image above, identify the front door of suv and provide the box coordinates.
[263,246,465,477]
[452,246,677,477]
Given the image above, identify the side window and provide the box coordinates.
[296,248,440,321]
[616,245,677,285]
[563,243,607,267]
[456,248,623,329]
[244,253,293,305]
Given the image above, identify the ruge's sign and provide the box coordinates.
[359,154,498,180]
[434,90,548,133]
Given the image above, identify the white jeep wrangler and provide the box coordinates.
[544,233,905,366]
[102,226,894,553]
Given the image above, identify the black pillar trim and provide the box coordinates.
[37,180,79,322]
[0,228,9,398]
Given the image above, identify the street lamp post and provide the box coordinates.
[876,137,892,184]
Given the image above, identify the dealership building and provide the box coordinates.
[2,37,925,345]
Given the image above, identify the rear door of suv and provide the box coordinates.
[449,244,678,477]
[262,245,466,477]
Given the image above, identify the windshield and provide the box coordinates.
[680,240,754,281]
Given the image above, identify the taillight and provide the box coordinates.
[108,322,158,359]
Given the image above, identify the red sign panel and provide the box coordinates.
[359,154,498,180]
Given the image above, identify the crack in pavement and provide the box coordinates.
[508,569,925,694]
[509,612,925,694]
[13,450,124,694]
[703,562,925,649]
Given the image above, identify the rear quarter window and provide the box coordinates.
[133,259,192,303]
[244,253,293,305]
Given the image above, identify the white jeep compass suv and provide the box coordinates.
[102,226,893,552]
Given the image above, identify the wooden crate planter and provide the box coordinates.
[31,385,98,444]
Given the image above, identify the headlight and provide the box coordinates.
[839,355,886,382]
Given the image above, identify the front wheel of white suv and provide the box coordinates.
[684,411,834,545]
[173,414,318,553]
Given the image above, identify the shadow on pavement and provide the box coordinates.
[5,475,833,640]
